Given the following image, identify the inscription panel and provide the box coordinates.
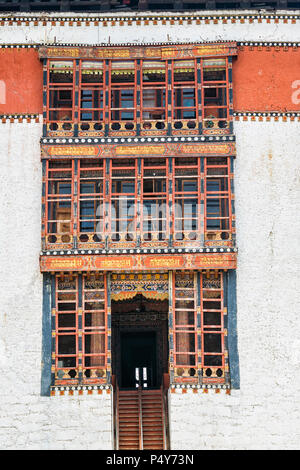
[40,253,237,272]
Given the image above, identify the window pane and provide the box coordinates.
[58,335,76,355]
[204,333,222,353]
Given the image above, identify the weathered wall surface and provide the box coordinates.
[1,14,300,114]
[0,49,42,114]
[169,119,300,449]
[0,13,299,450]
[0,120,113,449]
[232,47,300,112]
[1,46,299,114]
[0,11,299,45]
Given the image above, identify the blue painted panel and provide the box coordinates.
[227,270,240,389]
[41,273,52,397]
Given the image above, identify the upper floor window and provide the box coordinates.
[45,57,232,137]
[43,156,234,251]
[48,61,74,130]
[80,61,104,131]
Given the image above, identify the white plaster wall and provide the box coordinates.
[1,119,298,450]
[0,16,300,450]
[0,120,113,450]
[0,11,299,45]
[169,120,300,450]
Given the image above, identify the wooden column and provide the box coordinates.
[168,271,174,384]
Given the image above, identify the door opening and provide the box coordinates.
[120,331,157,389]
[111,293,170,450]
[111,293,169,390]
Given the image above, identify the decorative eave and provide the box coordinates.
[50,382,231,396]
[0,11,300,27]
[50,384,112,397]
[1,41,300,50]
[38,41,237,60]
[40,139,236,159]
[41,135,236,147]
[234,112,300,122]
[0,114,41,123]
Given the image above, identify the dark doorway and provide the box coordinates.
[112,293,170,450]
[120,331,157,389]
[111,294,169,391]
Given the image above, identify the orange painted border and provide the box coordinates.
[0,46,299,115]
[40,253,237,272]
[41,142,236,159]
[0,48,43,114]
[38,42,237,60]
[233,47,300,112]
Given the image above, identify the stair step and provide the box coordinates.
[142,405,162,408]
[119,423,139,428]
[119,398,139,402]
[119,408,139,412]
[118,415,139,420]
[142,416,163,420]
[144,439,164,442]
[143,426,163,431]
[119,429,139,433]
[119,426,139,430]
[119,402,139,406]
[117,389,166,450]
[143,427,163,432]
[119,447,140,450]
[143,405,162,408]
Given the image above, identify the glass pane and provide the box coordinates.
[84,312,105,327]
[58,313,76,328]
[58,335,76,355]
[204,355,222,366]
[84,334,105,354]
[49,61,74,83]
[142,61,166,82]
[203,333,222,353]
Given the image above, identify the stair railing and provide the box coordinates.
[161,385,167,450]
[115,382,119,450]
[138,386,144,450]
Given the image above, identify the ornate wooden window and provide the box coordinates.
[173,157,200,245]
[109,158,138,245]
[202,58,229,132]
[43,156,234,251]
[173,272,198,377]
[204,156,232,243]
[201,271,226,381]
[53,273,108,387]
[45,56,232,137]
[79,61,105,136]
[47,60,75,134]
[55,275,79,382]
[109,60,137,133]
[82,274,107,381]
[171,271,227,384]
[78,159,105,247]
[141,157,168,244]
[141,60,167,133]
[172,60,197,132]
[45,160,74,247]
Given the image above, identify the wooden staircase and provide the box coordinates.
[115,386,167,450]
